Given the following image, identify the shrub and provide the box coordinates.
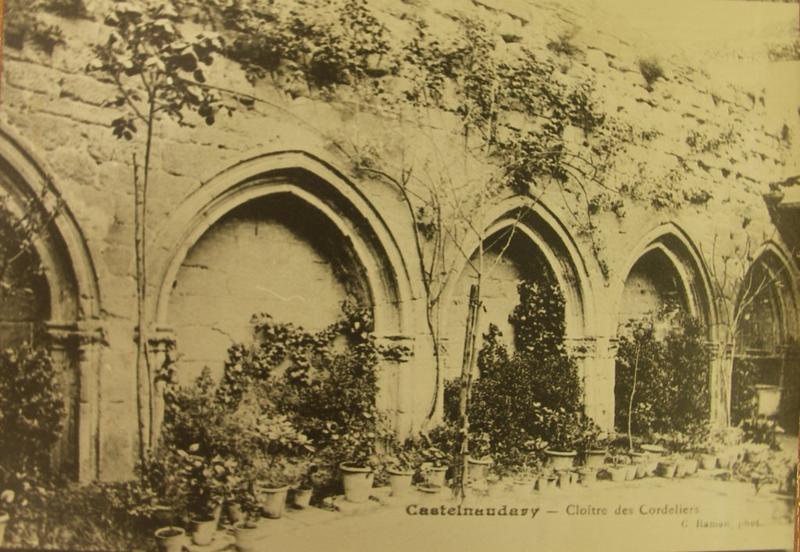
[638,57,664,89]
[614,311,711,437]
[463,281,591,471]
[731,357,759,425]
[0,345,65,473]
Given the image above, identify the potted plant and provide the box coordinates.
[605,454,629,483]
[385,439,422,498]
[154,526,186,552]
[576,421,610,470]
[291,464,318,509]
[254,456,306,519]
[176,447,234,546]
[419,444,450,488]
[0,489,13,546]
[232,487,263,552]
[543,409,583,471]
[466,432,493,484]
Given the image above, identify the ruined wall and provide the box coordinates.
[0,0,798,480]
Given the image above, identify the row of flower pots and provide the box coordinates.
[154,485,314,552]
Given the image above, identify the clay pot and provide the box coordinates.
[545,449,577,471]
[658,462,678,479]
[584,450,607,469]
[190,515,217,546]
[340,462,374,504]
[292,488,313,509]
[387,467,415,497]
[258,485,290,519]
[154,526,185,552]
[425,465,448,487]
[233,521,261,552]
[700,454,718,470]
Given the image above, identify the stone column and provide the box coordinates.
[566,335,616,431]
[148,327,177,449]
[375,334,414,439]
[46,322,105,483]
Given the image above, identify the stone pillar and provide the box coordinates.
[566,335,617,431]
[46,322,105,483]
[148,327,177,449]
[375,334,414,439]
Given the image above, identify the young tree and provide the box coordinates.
[703,231,793,426]
[88,0,233,463]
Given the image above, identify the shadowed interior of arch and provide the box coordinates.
[444,227,556,379]
[168,193,372,383]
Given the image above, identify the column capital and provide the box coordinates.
[45,321,107,348]
[563,336,598,359]
[374,334,414,363]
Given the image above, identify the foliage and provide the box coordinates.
[638,57,664,89]
[0,345,65,474]
[777,345,800,433]
[88,0,233,138]
[458,280,592,470]
[2,0,82,53]
[214,0,393,90]
[1,474,154,550]
[614,311,711,437]
[731,357,759,425]
[740,416,783,451]
[0,194,55,311]
[213,302,404,495]
[174,446,237,518]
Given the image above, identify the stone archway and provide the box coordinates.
[150,150,421,436]
[0,126,103,482]
[613,222,716,432]
[731,243,800,428]
[439,198,597,420]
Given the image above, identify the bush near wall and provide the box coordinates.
[445,281,595,472]
[614,312,712,437]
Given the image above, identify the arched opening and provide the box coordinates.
[618,248,688,329]
[151,151,422,434]
[0,127,102,481]
[731,249,799,431]
[614,226,714,436]
[444,227,556,378]
[169,193,372,382]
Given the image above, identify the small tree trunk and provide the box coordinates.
[454,283,481,500]
[134,99,156,466]
[627,343,640,451]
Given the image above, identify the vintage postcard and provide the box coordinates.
[0,0,798,550]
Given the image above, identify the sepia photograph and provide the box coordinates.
[0,0,798,550]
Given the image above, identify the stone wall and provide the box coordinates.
[0,0,798,480]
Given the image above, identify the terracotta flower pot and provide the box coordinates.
[700,454,718,470]
[226,502,244,524]
[577,468,596,487]
[234,521,261,552]
[467,457,493,482]
[154,526,185,552]
[608,466,627,482]
[658,462,678,479]
[424,465,448,487]
[584,450,607,469]
[512,479,533,497]
[190,514,217,546]
[258,485,290,519]
[683,458,699,476]
[340,462,374,504]
[292,488,313,509]
[557,470,572,489]
[545,449,577,471]
[387,467,415,497]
